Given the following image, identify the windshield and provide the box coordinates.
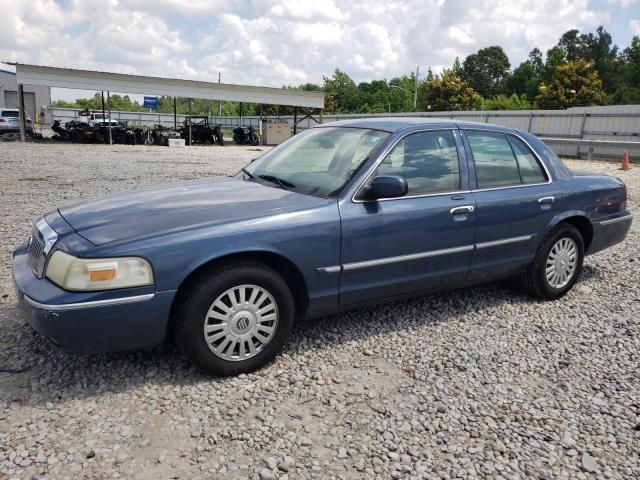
[243,127,389,198]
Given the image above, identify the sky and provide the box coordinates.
[1,0,639,101]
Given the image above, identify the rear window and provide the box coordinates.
[1,110,19,118]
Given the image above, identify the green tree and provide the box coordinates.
[528,48,544,75]
[424,70,476,111]
[461,46,511,97]
[481,93,533,110]
[322,69,358,113]
[541,46,566,84]
[536,60,606,109]
[611,36,640,103]
[507,62,538,100]
[557,29,583,61]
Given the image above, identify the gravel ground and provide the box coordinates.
[0,142,638,480]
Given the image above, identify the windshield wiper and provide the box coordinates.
[240,167,255,179]
[258,174,295,190]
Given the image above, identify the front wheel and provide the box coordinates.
[521,224,584,300]
[175,263,295,376]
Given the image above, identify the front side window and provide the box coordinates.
[244,127,389,198]
[376,130,461,196]
[466,130,547,188]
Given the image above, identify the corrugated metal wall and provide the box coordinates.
[0,70,52,122]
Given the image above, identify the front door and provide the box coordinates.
[338,129,476,305]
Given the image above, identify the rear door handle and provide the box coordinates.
[538,196,554,204]
[450,205,475,215]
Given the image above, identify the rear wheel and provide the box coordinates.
[175,262,295,376]
[521,224,584,299]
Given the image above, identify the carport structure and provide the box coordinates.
[10,63,325,142]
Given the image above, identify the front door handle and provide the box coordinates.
[450,205,475,215]
[538,196,554,204]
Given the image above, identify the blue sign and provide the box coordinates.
[143,96,158,109]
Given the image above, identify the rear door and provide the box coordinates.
[338,128,476,305]
[462,129,561,281]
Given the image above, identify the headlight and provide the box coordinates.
[45,251,154,291]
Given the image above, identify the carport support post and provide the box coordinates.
[107,91,113,145]
[259,104,263,146]
[319,108,324,124]
[293,107,298,135]
[101,92,106,126]
[188,98,192,146]
[17,84,26,142]
[173,97,177,130]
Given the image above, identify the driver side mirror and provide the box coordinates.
[365,175,408,200]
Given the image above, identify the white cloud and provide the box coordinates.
[608,0,638,6]
[0,0,625,94]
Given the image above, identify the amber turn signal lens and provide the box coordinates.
[89,268,117,281]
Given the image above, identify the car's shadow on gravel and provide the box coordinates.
[0,277,569,406]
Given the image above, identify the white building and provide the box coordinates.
[0,68,51,123]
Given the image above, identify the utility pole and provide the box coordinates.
[413,65,419,111]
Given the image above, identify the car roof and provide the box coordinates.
[315,117,511,133]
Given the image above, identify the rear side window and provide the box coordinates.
[377,130,460,196]
[466,131,547,188]
[1,110,19,118]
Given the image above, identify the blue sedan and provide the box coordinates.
[12,118,633,375]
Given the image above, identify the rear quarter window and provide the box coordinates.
[507,134,547,184]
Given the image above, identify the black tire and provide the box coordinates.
[174,262,295,376]
[521,223,584,300]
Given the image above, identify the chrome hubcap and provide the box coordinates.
[546,237,578,289]
[203,284,278,362]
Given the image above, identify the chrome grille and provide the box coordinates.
[27,217,58,277]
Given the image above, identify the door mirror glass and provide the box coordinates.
[367,175,408,199]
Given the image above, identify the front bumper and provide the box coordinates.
[587,212,633,255]
[12,244,176,353]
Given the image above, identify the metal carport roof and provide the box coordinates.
[12,63,325,108]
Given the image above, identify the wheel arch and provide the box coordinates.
[168,250,309,337]
[546,211,593,251]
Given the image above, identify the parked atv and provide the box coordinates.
[151,124,181,146]
[181,116,222,145]
[51,120,70,141]
[233,126,260,146]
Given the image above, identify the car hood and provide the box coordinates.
[59,177,325,246]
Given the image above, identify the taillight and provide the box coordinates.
[622,183,628,210]
[0,118,5,123]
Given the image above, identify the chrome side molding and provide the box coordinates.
[475,235,534,249]
[342,245,475,271]
[599,213,633,226]
[23,293,155,311]
[318,234,535,273]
